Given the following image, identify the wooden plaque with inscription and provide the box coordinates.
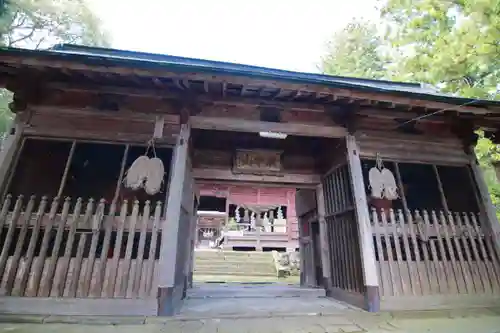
[233,149,283,175]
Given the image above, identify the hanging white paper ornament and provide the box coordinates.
[368,154,399,200]
[381,168,398,200]
[144,157,165,195]
[125,155,150,190]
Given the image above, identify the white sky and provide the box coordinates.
[87,0,379,73]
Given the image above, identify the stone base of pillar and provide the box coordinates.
[364,285,380,312]
[157,286,184,316]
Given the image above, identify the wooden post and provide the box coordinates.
[157,123,190,316]
[0,119,23,197]
[184,191,198,294]
[468,150,500,252]
[316,184,332,291]
[346,135,380,312]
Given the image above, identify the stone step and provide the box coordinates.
[195,257,273,264]
[194,261,275,268]
[194,251,274,258]
[194,261,274,267]
[193,269,277,276]
[192,275,294,283]
[188,284,325,298]
[194,265,277,275]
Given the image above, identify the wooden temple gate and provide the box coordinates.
[0,45,498,316]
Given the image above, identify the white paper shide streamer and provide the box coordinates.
[368,154,399,200]
[124,140,165,195]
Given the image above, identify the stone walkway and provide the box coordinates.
[0,309,500,333]
[0,284,499,332]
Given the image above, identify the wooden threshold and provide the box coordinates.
[0,297,157,316]
[381,294,500,311]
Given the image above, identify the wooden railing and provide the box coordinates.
[0,195,163,299]
[371,208,500,297]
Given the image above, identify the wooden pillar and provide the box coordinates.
[157,124,190,316]
[0,118,23,197]
[468,150,500,252]
[346,135,380,312]
[316,184,332,291]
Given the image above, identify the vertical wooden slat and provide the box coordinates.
[422,210,441,294]
[454,212,480,293]
[41,197,71,297]
[406,210,427,295]
[113,145,130,203]
[432,166,449,212]
[463,212,492,293]
[389,209,405,295]
[4,196,35,295]
[393,163,408,213]
[29,197,59,297]
[397,209,416,295]
[56,141,76,198]
[82,199,105,297]
[0,195,23,283]
[70,199,94,298]
[121,200,139,297]
[460,212,487,293]
[133,201,150,297]
[145,201,162,298]
[334,170,342,213]
[414,210,433,294]
[447,211,474,294]
[93,202,118,297]
[380,209,396,296]
[371,208,385,295]
[0,136,25,201]
[0,195,12,240]
[54,198,83,297]
[107,200,128,297]
[438,211,465,294]
[16,196,48,296]
[470,213,500,292]
[430,210,455,293]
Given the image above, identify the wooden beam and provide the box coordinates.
[346,135,380,312]
[0,118,23,197]
[190,116,346,138]
[193,168,320,185]
[0,55,492,114]
[468,150,500,254]
[30,105,180,124]
[316,184,333,291]
[158,123,190,316]
[45,82,327,112]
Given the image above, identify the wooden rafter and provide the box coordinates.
[44,82,328,112]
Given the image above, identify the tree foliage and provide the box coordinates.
[322,0,500,216]
[0,0,109,139]
[319,20,390,79]
[0,0,109,49]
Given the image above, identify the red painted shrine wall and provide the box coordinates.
[198,184,299,241]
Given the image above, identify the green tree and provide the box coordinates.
[321,2,500,215]
[319,20,390,79]
[381,0,500,215]
[381,0,500,99]
[0,0,109,139]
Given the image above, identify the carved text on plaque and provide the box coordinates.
[233,149,283,175]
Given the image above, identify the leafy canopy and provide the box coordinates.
[321,0,500,215]
[0,0,110,138]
